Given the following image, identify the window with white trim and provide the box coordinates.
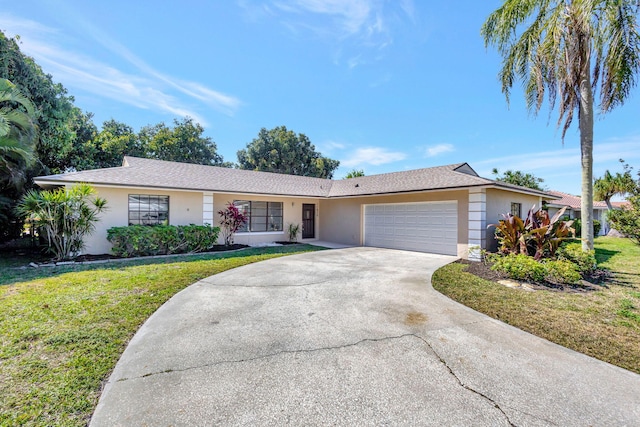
[129,195,169,225]
[234,200,283,232]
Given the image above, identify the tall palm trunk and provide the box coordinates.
[578,31,594,251]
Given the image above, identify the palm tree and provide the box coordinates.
[344,169,365,179]
[0,78,38,189]
[594,168,636,210]
[482,1,640,251]
[16,183,107,260]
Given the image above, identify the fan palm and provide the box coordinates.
[482,0,640,250]
[0,78,38,189]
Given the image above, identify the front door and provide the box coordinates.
[302,204,315,239]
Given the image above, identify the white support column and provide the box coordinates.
[468,188,486,261]
[202,192,214,227]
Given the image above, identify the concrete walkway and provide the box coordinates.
[90,247,640,426]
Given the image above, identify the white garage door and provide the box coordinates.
[363,201,458,255]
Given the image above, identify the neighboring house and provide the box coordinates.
[34,156,557,260]
[544,190,609,235]
[611,201,631,210]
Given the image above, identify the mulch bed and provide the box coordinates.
[456,259,610,293]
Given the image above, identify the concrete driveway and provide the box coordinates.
[90,247,640,426]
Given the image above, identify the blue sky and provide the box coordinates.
[1,0,639,195]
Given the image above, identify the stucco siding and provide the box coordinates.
[212,194,321,245]
[485,189,543,252]
[319,190,470,257]
[85,186,203,255]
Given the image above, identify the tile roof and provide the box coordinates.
[547,190,608,209]
[611,201,631,209]
[34,156,555,199]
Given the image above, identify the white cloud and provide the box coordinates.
[263,0,415,68]
[342,146,406,167]
[424,143,454,157]
[320,139,346,152]
[274,0,373,35]
[0,14,242,123]
[472,137,640,194]
[474,139,640,175]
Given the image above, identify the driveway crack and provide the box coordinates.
[414,334,517,427]
[115,333,419,383]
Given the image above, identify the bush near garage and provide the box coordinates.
[107,225,220,257]
[488,207,600,285]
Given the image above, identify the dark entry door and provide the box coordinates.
[302,204,315,239]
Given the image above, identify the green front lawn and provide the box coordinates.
[433,237,640,374]
[0,245,325,426]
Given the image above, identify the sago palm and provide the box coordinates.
[0,78,38,189]
[482,0,640,250]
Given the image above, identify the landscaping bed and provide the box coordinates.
[460,258,610,293]
[433,237,640,374]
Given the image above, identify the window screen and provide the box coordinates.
[129,195,169,225]
[510,202,522,218]
[234,200,283,232]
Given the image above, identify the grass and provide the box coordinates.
[0,245,325,426]
[433,237,640,374]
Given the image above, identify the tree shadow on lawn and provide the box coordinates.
[0,244,326,287]
[607,271,640,288]
[594,247,620,264]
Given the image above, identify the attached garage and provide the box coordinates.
[363,201,458,255]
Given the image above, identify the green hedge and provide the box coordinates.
[490,253,583,284]
[107,225,221,257]
[556,242,597,275]
[572,218,601,238]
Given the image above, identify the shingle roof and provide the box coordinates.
[328,164,493,197]
[37,157,333,197]
[547,190,608,209]
[34,156,555,199]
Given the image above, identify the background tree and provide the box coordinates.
[140,117,225,166]
[0,78,37,189]
[594,160,637,210]
[0,78,38,241]
[237,126,339,178]
[0,31,76,175]
[492,168,545,191]
[482,1,640,251]
[344,169,365,179]
[92,119,142,169]
[606,170,640,243]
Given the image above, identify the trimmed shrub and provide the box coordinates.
[107,225,220,257]
[491,252,586,285]
[544,260,581,284]
[491,253,547,282]
[556,242,597,275]
[572,218,601,238]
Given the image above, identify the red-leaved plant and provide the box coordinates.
[218,202,248,245]
[489,205,574,260]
